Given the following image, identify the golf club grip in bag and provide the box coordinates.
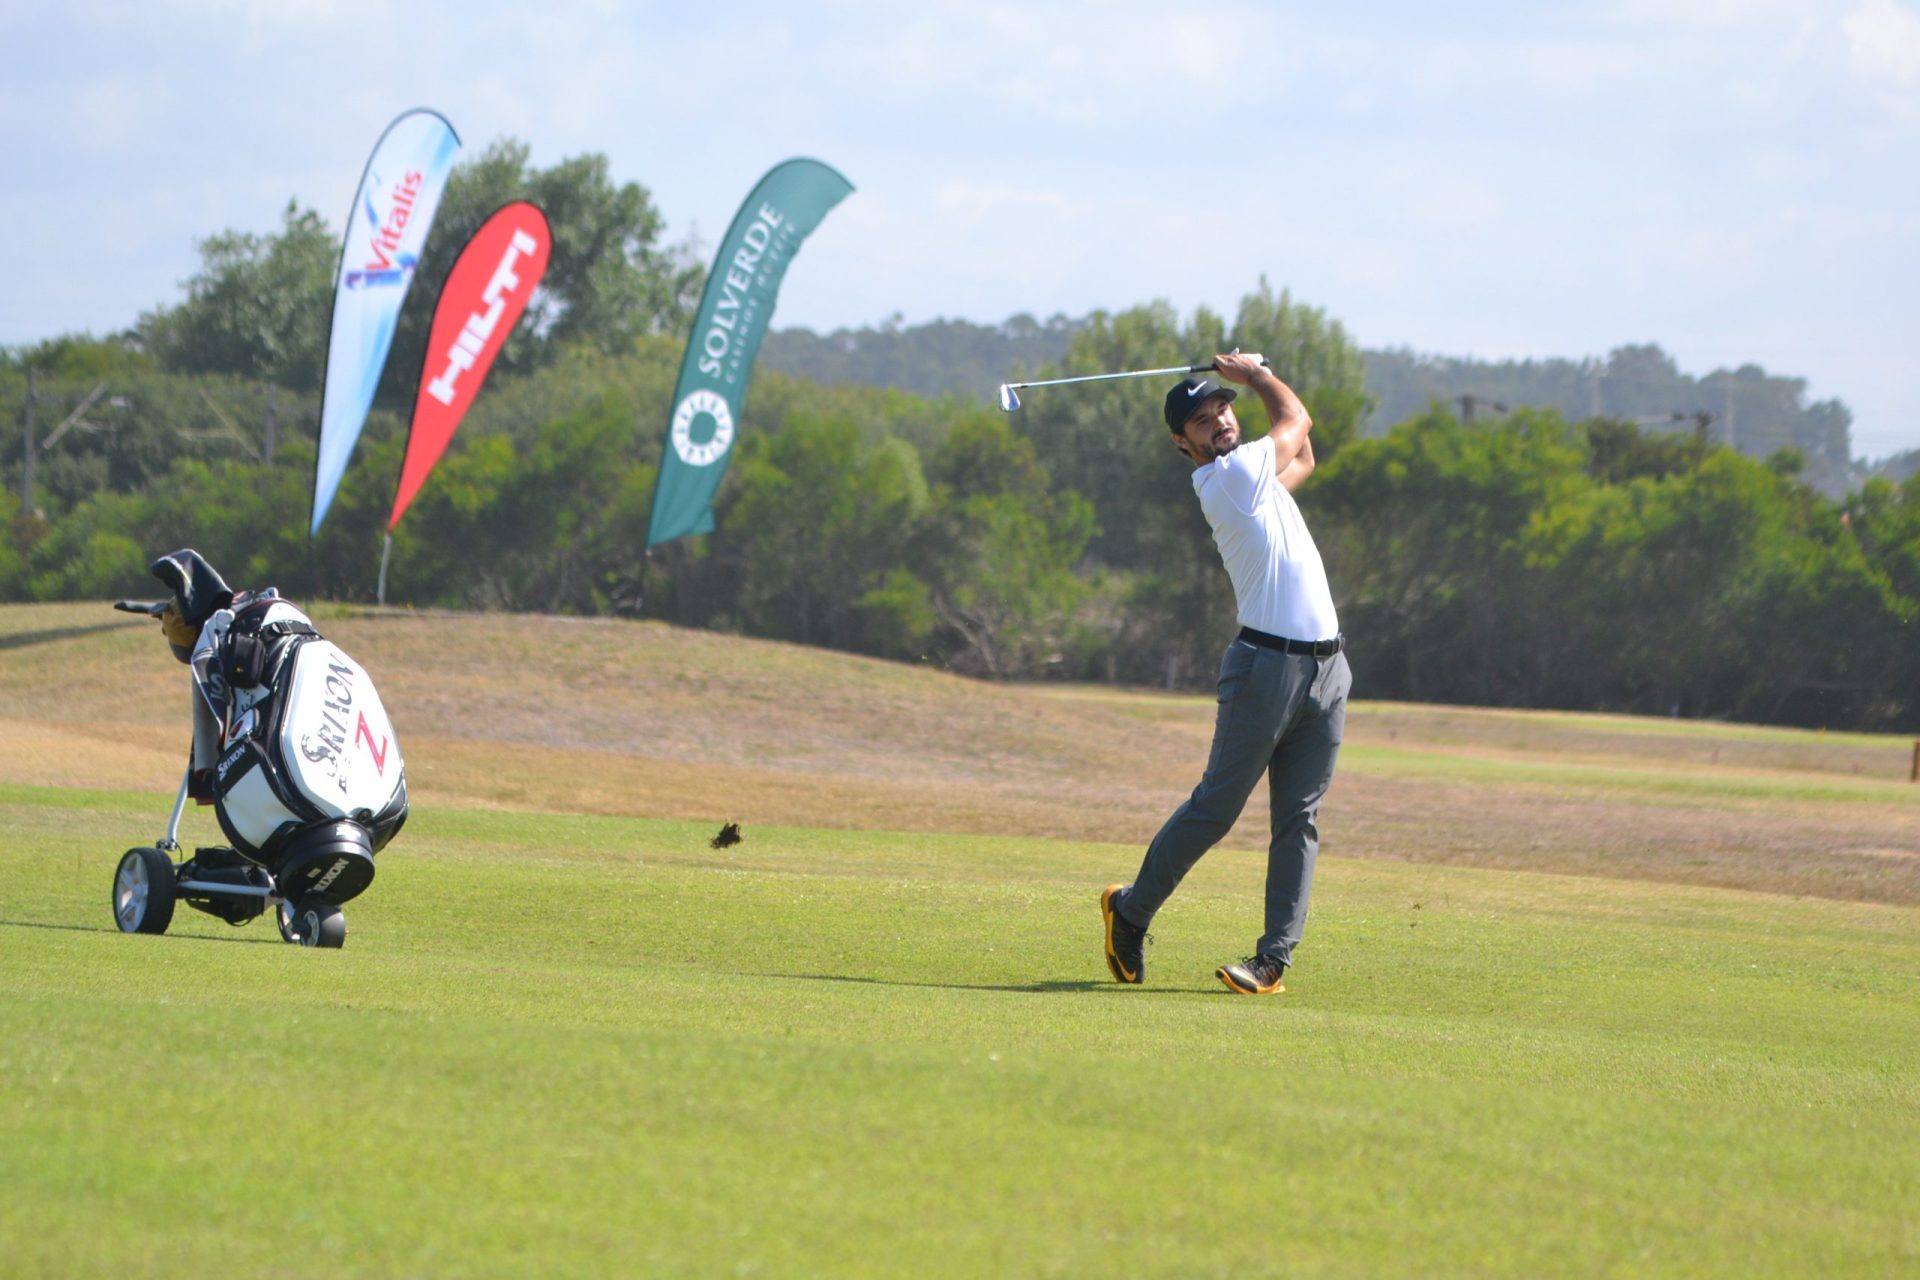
[208,604,407,906]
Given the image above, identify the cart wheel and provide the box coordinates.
[291,904,347,949]
[113,847,177,935]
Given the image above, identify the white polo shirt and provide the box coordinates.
[1192,433,1340,642]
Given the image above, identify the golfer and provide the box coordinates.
[1102,352,1350,995]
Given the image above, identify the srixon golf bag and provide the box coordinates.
[161,552,407,910]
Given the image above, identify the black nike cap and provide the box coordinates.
[1164,376,1237,432]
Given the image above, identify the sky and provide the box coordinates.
[2,0,1916,458]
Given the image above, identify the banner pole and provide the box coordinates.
[376,532,393,607]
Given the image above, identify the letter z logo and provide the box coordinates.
[355,713,390,775]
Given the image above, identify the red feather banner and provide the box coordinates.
[389,200,551,531]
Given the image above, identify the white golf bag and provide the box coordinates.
[194,593,408,907]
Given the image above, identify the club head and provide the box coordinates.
[997,383,1021,412]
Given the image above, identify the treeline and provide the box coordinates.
[1363,345,1870,498]
[6,304,1916,731]
[4,142,1918,731]
[761,315,1916,500]
[759,312,1082,406]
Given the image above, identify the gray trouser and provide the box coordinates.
[1120,638,1350,966]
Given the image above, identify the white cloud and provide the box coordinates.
[814,0,1293,128]
[1846,0,1920,103]
[1598,0,1849,29]
[1,1,1915,454]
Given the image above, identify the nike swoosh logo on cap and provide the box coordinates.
[1187,384,1205,396]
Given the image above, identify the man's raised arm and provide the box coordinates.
[1213,352,1313,484]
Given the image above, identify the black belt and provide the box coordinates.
[1238,627,1343,657]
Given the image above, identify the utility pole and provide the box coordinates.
[1457,394,1508,426]
[264,386,278,465]
[20,368,37,515]
[1723,378,1736,454]
[22,383,111,511]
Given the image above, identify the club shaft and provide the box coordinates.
[1005,364,1209,392]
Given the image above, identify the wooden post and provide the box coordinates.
[1910,739,1918,783]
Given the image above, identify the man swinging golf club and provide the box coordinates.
[1102,351,1351,995]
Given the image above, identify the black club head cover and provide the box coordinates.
[149,549,233,629]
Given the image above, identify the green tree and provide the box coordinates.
[1584,416,1708,484]
[378,393,644,612]
[380,140,705,405]
[1313,405,1589,705]
[1531,448,1912,725]
[0,365,306,520]
[137,201,336,391]
[1013,300,1190,572]
[720,414,930,650]
[135,141,703,406]
[2,334,155,381]
[1227,278,1369,460]
[1015,286,1368,576]
[759,312,1082,403]
[1846,475,1920,604]
[1363,344,1863,496]
[918,412,1095,677]
[1843,474,1920,723]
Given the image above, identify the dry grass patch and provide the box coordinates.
[3,601,1914,905]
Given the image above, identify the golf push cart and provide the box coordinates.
[111,551,407,948]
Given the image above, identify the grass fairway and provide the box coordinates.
[4,785,1917,1278]
[2,602,1918,1276]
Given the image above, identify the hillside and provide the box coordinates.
[2,602,1914,906]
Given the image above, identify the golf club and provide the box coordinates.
[997,353,1266,411]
